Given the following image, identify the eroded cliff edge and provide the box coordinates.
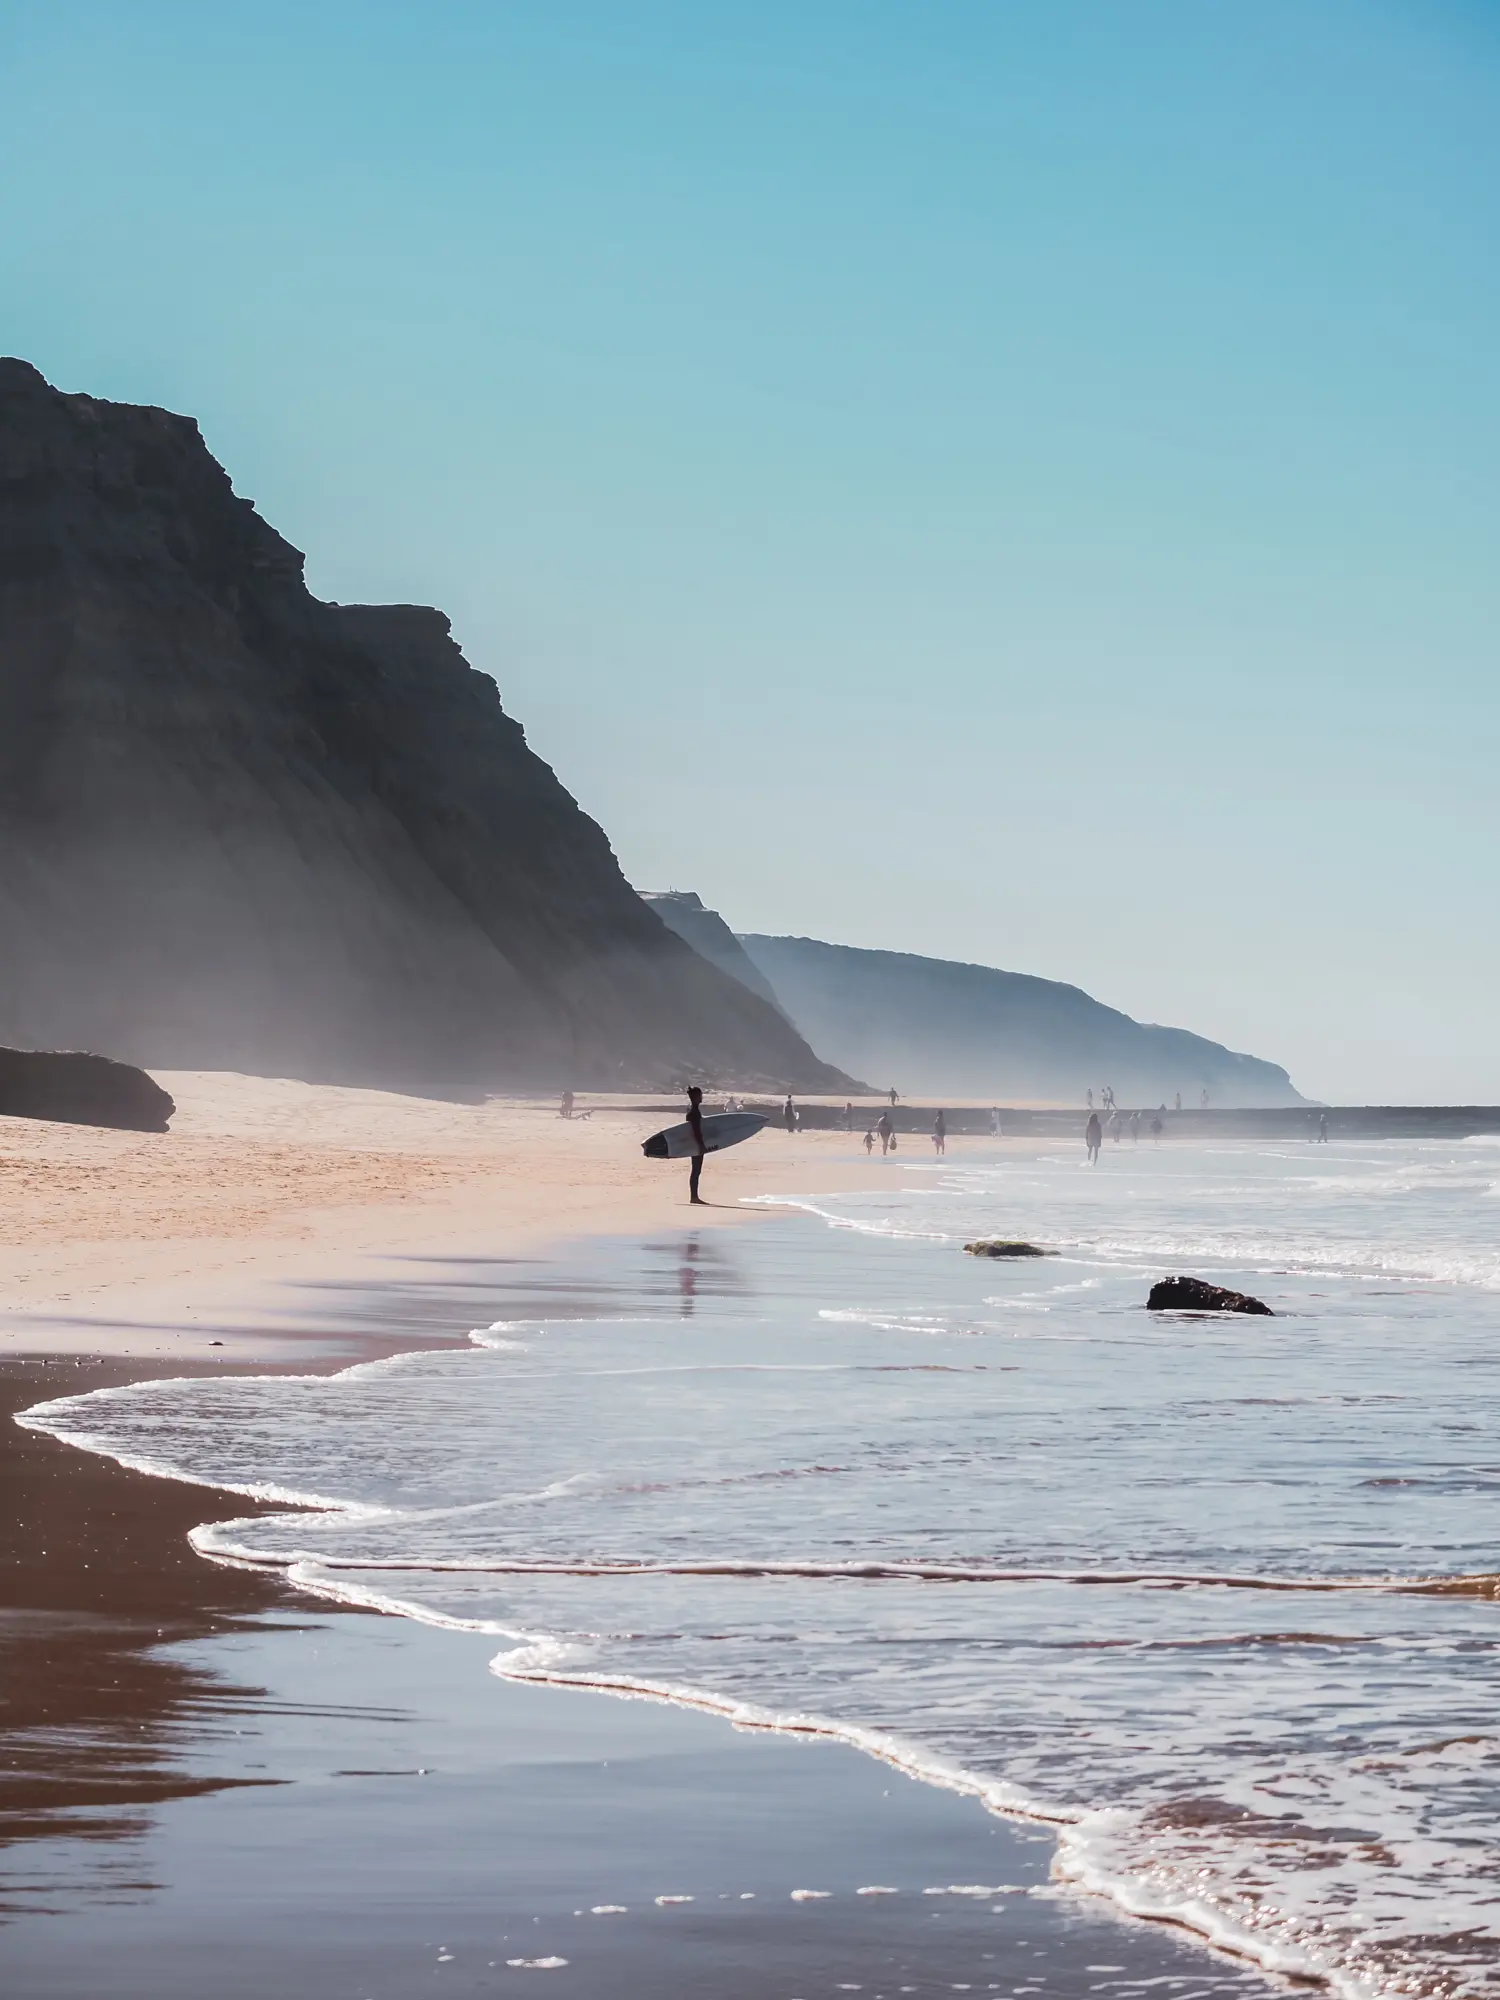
[0,359,850,1090]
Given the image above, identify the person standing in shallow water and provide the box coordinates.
[686,1085,707,1204]
[1085,1110,1102,1164]
[933,1110,947,1156]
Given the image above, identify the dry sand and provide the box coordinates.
[0,1073,904,1356]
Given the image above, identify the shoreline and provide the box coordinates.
[0,1073,935,1360]
[3,1341,1285,2000]
[1,1074,1293,1995]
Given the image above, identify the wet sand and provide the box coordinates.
[1,1357,1289,2000]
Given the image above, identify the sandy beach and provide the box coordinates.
[0,1074,909,1360]
[0,1074,1303,1999]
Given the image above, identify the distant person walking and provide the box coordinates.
[559,1089,574,1120]
[1201,1088,1210,1109]
[1318,1112,1329,1143]
[877,1111,894,1156]
[844,1102,855,1131]
[686,1085,707,1205]
[889,1087,899,1107]
[1130,1110,1141,1145]
[1085,1111,1102,1164]
[990,1107,1001,1136]
[933,1110,947,1156]
[1150,1113,1163,1143]
[783,1094,797,1134]
[1086,1087,1094,1111]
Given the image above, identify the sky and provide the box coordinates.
[2,0,1497,1102]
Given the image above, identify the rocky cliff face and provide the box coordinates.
[0,360,849,1091]
[639,892,789,1018]
[737,935,1305,1107]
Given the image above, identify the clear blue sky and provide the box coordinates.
[4,1,1496,1101]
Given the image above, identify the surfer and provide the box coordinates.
[686,1085,706,1204]
[1085,1110,1102,1164]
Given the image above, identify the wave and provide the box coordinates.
[18,1136,1500,2000]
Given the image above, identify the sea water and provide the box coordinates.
[22,1136,1500,1999]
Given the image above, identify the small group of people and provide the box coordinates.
[1086,1104,1166,1161]
[865,1109,898,1155]
[861,1107,954,1156]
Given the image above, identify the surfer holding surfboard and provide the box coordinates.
[641,1094,768,1201]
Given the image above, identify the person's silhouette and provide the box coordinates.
[686,1085,707,1204]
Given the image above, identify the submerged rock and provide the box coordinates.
[1147,1276,1273,1316]
[964,1240,1051,1258]
[0,1047,174,1131]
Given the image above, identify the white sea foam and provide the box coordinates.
[19,1137,1500,1999]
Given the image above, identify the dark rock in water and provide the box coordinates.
[964,1240,1050,1258]
[0,1047,174,1131]
[0,360,854,1093]
[1147,1276,1273,1316]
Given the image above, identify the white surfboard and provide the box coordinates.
[642,1111,767,1160]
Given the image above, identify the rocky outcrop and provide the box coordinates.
[737,935,1304,1107]
[1146,1277,1273,1315]
[0,360,851,1091]
[641,892,789,1018]
[0,1048,174,1131]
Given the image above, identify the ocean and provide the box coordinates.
[22,1134,1500,1999]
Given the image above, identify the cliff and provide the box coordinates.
[639,892,789,1018]
[737,935,1305,1107]
[0,360,849,1092]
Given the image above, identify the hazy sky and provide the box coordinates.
[4,1,1497,1102]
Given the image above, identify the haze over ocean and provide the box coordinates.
[3,1,1495,1101]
